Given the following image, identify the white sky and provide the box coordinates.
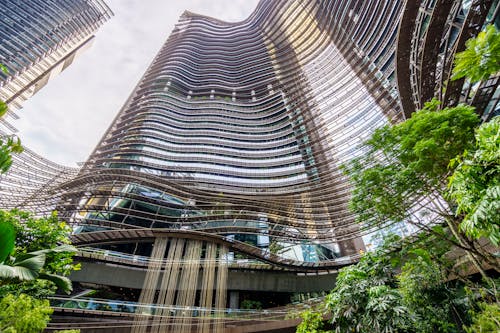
[13,0,260,166]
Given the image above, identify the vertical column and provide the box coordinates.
[198,242,217,333]
[174,240,203,333]
[131,237,168,333]
[214,245,228,333]
[152,238,182,333]
[161,238,186,333]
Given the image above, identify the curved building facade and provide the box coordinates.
[59,0,405,262]
[47,2,410,327]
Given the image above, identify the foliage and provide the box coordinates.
[464,302,500,333]
[240,299,262,310]
[4,210,79,276]
[449,116,500,245]
[0,223,15,264]
[0,64,8,118]
[0,244,75,294]
[452,25,500,83]
[0,279,57,299]
[296,309,331,333]
[0,63,22,173]
[343,99,479,228]
[299,233,496,333]
[0,136,23,174]
[268,241,284,254]
[324,240,415,333]
[398,251,462,333]
[0,64,8,75]
[0,100,7,118]
[0,210,78,296]
[0,293,53,333]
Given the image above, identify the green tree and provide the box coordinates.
[324,241,415,333]
[342,99,500,276]
[448,116,500,245]
[299,234,493,333]
[343,100,478,226]
[398,250,464,333]
[9,210,79,276]
[0,293,53,333]
[452,25,500,83]
[0,136,23,174]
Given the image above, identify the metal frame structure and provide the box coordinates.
[396,0,500,119]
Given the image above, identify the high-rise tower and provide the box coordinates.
[54,3,406,319]
[61,0,405,256]
[0,0,112,212]
[0,0,112,119]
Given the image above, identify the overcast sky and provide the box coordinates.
[13,0,260,166]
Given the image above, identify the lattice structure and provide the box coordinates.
[397,0,500,118]
[0,146,78,214]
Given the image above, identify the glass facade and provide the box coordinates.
[0,0,112,117]
[59,0,406,260]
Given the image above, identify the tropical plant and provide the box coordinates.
[342,99,499,273]
[0,245,75,293]
[296,309,331,333]
[452,25,500,83]
[0,136,23,173]
[324,240,415,333]
[9,210,79,276]
[464,302,500,333]
[0,210,77,295]
[0,293,53,333]
[448,116,500,245]
[240,299,262,310]
[0,63,9,118]
[0,63,23,173]
[298,233,495,333]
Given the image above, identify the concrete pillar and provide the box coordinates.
[229,291,239,309]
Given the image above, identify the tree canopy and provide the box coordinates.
[0,293,53,333]
[343,99,479,230]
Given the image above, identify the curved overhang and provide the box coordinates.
[70,228,359,271]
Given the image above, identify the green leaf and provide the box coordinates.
[0,64,8,75]
[0,100,8,118]
[0,222,15,263]
[29,244,77,256]
[38,273,72,294]
[452,25,500,83]
[13,254,46,273]
[0,264,16,279]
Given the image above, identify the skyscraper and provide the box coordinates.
[63,0,404,256]
[0,0,112,212]
[0,0,112,119]
[55,1,405,326]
